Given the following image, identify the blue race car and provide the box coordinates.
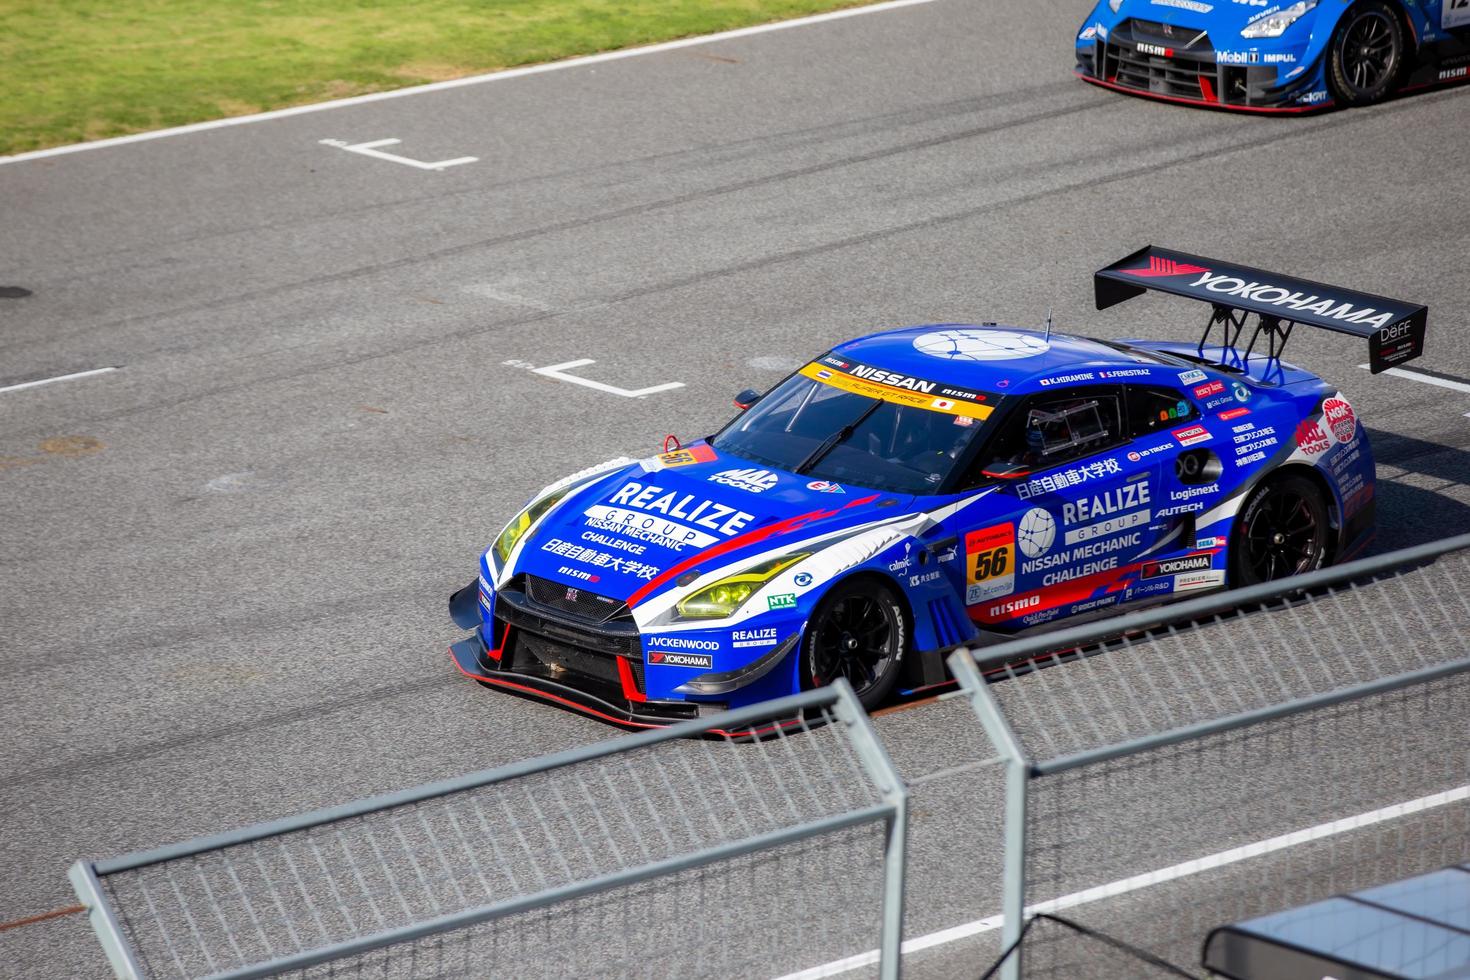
[1075,0,1470,111]
[448,247,1427,729]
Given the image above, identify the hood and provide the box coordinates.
[1093,0,1326,36]
[512,443,914,601]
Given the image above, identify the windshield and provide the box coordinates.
[711,360,1000,494]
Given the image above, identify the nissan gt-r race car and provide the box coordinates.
[448,246,1428,730]
[1075,0,1470,112]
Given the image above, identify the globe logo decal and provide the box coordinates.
[912,329,1051,361]
[1018,507,1056,558]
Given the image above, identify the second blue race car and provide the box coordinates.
[1075,0,1470,111]
[448,246,1428,731]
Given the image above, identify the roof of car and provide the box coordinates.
[830,324,1183,396]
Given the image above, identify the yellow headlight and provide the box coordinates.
[493,486,571,564]
[675,554,810,620]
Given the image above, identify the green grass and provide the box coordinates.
[0,0,873,156]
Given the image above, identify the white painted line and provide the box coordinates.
[530,358,684,398]
[319,138,477,171]
[774,782,1470,979]
[0,366,117,395]
[0,0,939,167]
[1358,363,1470,395]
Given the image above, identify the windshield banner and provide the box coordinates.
[800,355,996,420]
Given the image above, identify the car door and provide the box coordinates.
[957,386,1165,631]
[1119,380,1230,599]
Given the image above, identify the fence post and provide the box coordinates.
[829,678,908,980]
[949,650,1030,980]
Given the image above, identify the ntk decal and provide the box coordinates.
[965,522,1016,605]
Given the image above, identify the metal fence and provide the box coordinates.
[70,680,907,980]
[951,531,1470,979]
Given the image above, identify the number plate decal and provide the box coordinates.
[966,522,1017,604]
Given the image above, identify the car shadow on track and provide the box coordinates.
[1363,427,1470,552]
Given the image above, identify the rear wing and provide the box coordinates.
[1094,245,1427,374]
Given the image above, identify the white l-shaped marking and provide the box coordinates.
[0,366,117,394]
[1358,363,1470,394]
[531,359,684,398]
[319,138,477,171]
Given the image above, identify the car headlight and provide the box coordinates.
[1241,0,1316,38]
[674,554,811,620]
[493,486,573,564]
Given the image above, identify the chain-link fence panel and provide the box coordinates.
[71,680,906,980]
[951,533,1470,980]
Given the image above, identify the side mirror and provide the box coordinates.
[733,388,761,411]
[981,461,1032,481]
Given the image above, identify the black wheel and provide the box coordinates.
[1230,475,1331,587]
[1327,1,1405,107]
[799,579,906,710]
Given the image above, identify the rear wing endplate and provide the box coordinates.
[1095,245,1427,374]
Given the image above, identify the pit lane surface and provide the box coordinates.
[4,0,1470,974]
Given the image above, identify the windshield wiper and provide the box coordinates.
[794,399,882,475]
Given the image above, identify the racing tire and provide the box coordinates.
[799,579,906,711]
[1229,474,1330,587]
[1326,0,1405,107]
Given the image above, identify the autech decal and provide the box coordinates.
[799,359,994,420]
[965,522,1016,605]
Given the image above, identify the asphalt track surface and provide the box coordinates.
[4,0,1470,976]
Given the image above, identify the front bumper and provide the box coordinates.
[447,577,805,736]
[1076,18,1328,112]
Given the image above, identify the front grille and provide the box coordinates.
[516,632,622,687]
[1104,18,1216,101]
[524,575,628,624]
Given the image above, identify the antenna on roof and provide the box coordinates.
[1044,309,1054,342]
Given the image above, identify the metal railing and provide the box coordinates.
[951,532,1470,978]
[71,679,907,980]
